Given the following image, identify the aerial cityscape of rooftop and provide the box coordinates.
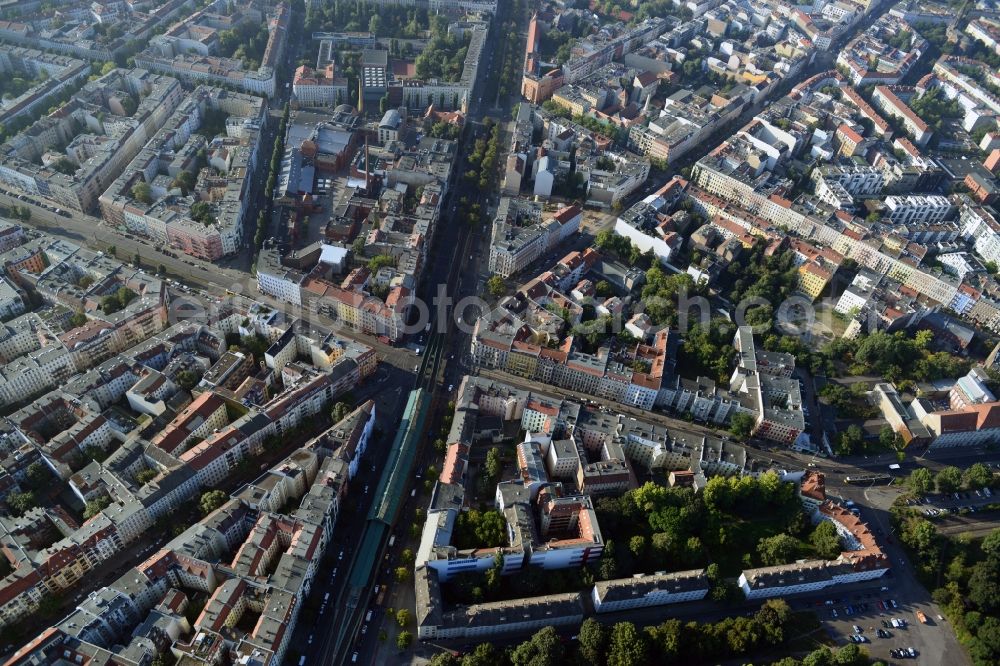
[0,0,999,664]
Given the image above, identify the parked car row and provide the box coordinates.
[0,189,70,217]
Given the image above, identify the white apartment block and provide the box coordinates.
[966,18,1000,56]
[739,558,887,600]
[256,252,304,306]
[884,195,952,225]
[960,204,1000,266]
[591,570,709,612]
[0,277,25,320]
[812,165,884,197]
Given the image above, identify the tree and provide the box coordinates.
[395,608,411,626]
[879,425,899,449]
[645,618,681,660]
[135,468,158,484]
[599,539,618,580]
[728,412,755,440]
[68,311,88,328]
[395,630,412,650]
[511,626,564,666]
[331,401,352,423]
[7,490,37,516]
[810,520,842,559]
[172,170,196,195]
[968,558,1000,613]
[51,157,76,175]
[131,181,153,204]
[486,275,505,298]
[367,254,395,272]
[757,597,791,635]
[577,617,607,666]
[84,496,111,519]
[836,424,864,456]
[462,643,501,666]
[100,61,116,75]
[118,286,137,307]
[394,566,410,582]
[176,370,198,390]
[970,616,1000,665]
[757,533,800,566]
[936,466,963,493]
[400,548,415,565]
[629,534,647,558]
[190,201,215,225]
[908,467,933,496]
[26,462,49,489]
[484,447,502,480]
[83,445,109,463]
[981,528,1000,559]
[964,463,993,489]
[199,489,227,515]
[607,622,647,666]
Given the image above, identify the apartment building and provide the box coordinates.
[0,47,90,128]
[730,326,805,445]
[884,194,952,225]
[691,152,961,307]
[812,164,884,204]
[739,501,888,599]
[913,396,1000,449]
[10,444,345,664]
[871,85,933,146]
[591,569,709,612]
[932,56,1000,116]
[0,69,183,212]
[966,18,1000,57]
[256,244,305,307]
[134,3,289,97]
[416,566,585,640]
[836,16,927,86]
[960,203,1000,266]
[292,64,349,107]
[613,178,687,264]
[99,86,265,261]
[488,200,581,279]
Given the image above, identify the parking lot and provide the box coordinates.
[819,589,956,664]
[905,486,996,516]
